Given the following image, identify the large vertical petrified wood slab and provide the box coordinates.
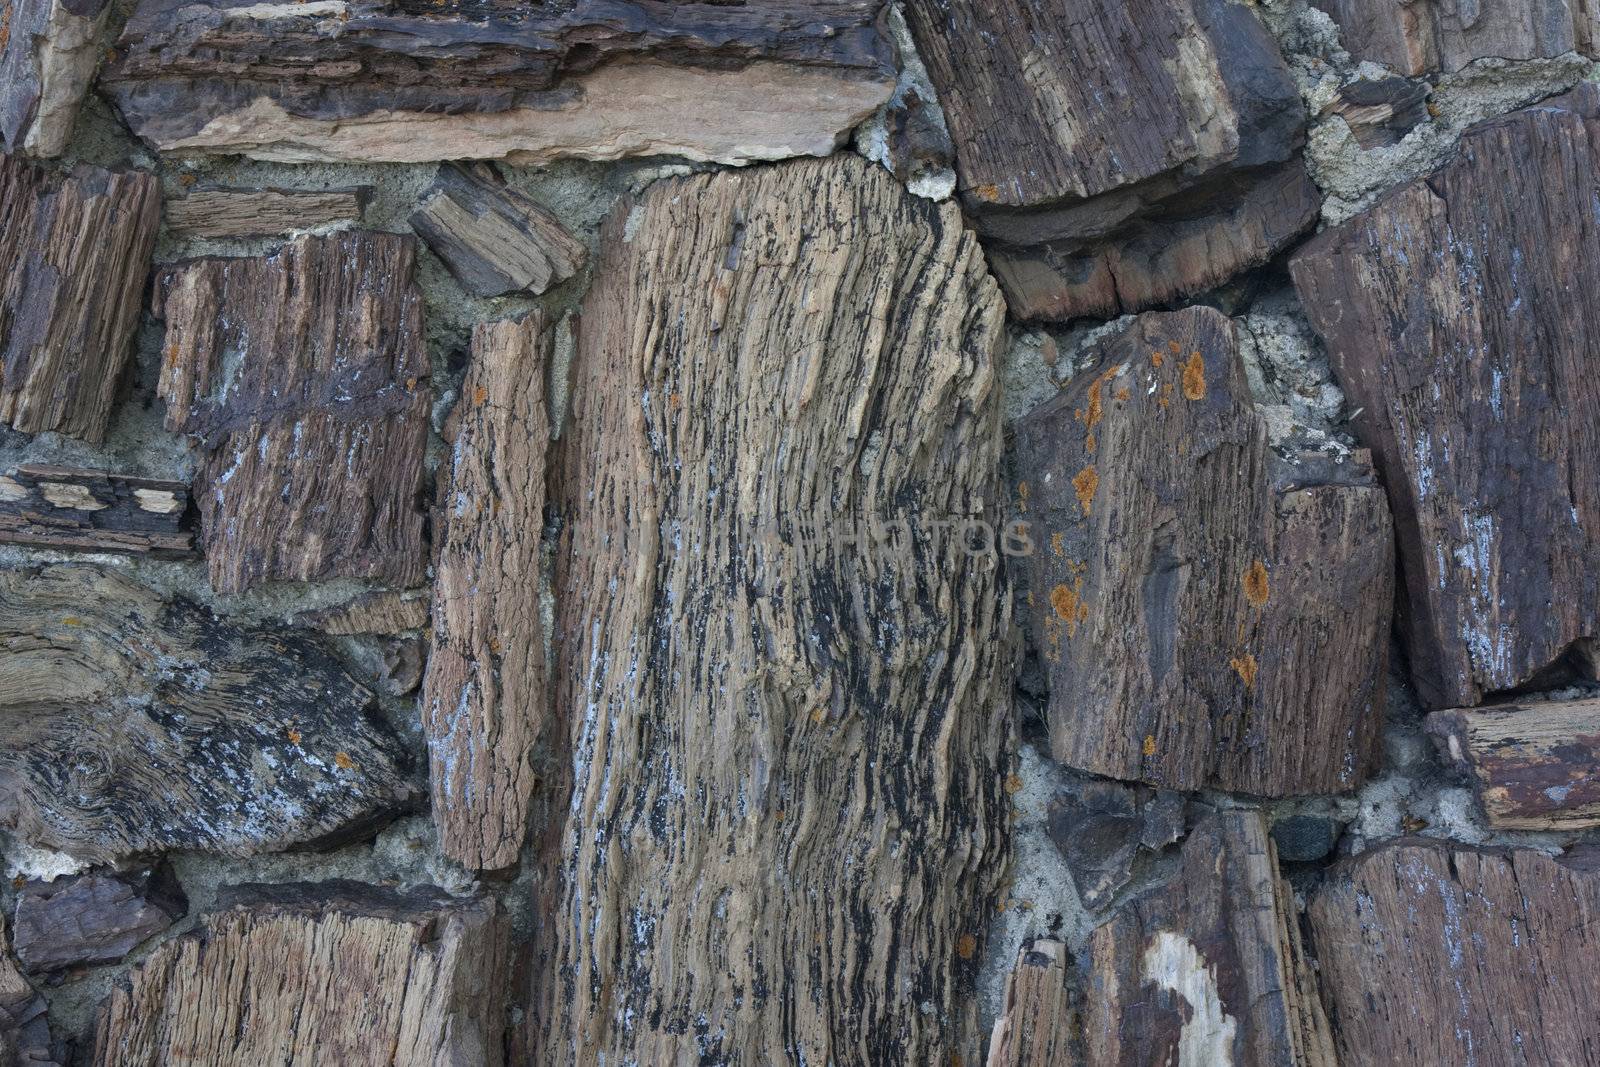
[1014,308,1392,795]
[1082,811,1335,1066]
[1426,698,1600,830]
[1292,86,1600,710]
[93,883,507,1067]
[1309,839,1600,1065]
[902,0,1319,321]
[985,940,1078,1067]
[100,0,894,166]
[1314,0,1598,74]
[0,0,109,157]
[154,231,429,594]
[547,156,1012,1063]
[0,153,159,441]
[0,564,413,864]
[422,313,550,872]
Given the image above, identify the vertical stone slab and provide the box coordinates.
[422,313,550,872]
[547,155,1012,1063]
[0,0,108,157]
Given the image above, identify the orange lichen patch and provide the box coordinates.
[60,616,80,626]
[1181,350,1206,401]
[974,183,1001,202]
[1017,480,1030,513]
[1050,531,1066,558]
[1049,580,1089,638]
[333,751,355,770]
[1085,432,1096,453]
[1142,734,1157,757]
[472,384,488,405]
[1150,350,1165,368]
[668,391,683,410]
[1242,560,1270,607]
[164,342,182,370]
[810,706,827,725]
[1074,367,1120,446]
[177,172,197,188]
[1072,465,1099,515]
[286,726,302,745]
[1004,773,1024,795]
[1167,340,1181,355]
[1158,381,1173,409]
[1115,385,1131,402]
[956,933,977,960]
[1230,652,1259,689]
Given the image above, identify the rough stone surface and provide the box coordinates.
[1292,84,1600,709]
[1014,307,1392,795]
[154,231,430,594]
[1314,0,1599,74]
[0,464,191,555]
[163,187,367,238]
[1045,778,1186,910]
[11,865,186,974]
[545,154,1012,1064]
[101,0,895,166]
[1427,698,1600,830]
[0,0,109,157]
[0,564,414,865]
[984,939,1075,1067]
[92,883,507,1067]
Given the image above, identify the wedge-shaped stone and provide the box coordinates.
[422,313,549,872]
[164,186,367,238]
[0,0,109,157]
[410,166,586,298]
[1310,839,1600,1065]
[1314,0,1599,74]
[1427,698,1600,830]
[93,883,507,1067]
[544,155,1012,1063]
[12,865,186,974]
[0,564,413,864]
[903,0,1318,321]
[1015,308,1392,795]
[1293,86,1600,709]
[0,154,158,441]
[1083,811,1335,1066]
[0,464,192,555]
[100,0,894,166]
[154,231,429,594]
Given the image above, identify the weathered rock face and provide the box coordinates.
[985,939,1076,1067]
[92,883,507,1067]
[409,166,587,298]
[163,187,368,238]
[1292,86,1600,710]
[154,231,430,595]
[903,0,1319,321]
[0,154,159,442]
[1309,839,1600,1065]
[1427,698,1600,830]
[99,0,895,166]
[546,155,1012,1064]
[1045,778,1186,910]
[0,565,414,865]
[12,865,187,974]
[1314,0,1600,75]
[0,0,109,157]
[422,313,550,873]
[1014,308,1392,795]
[0,914,58,1067]
[0,464,192,556]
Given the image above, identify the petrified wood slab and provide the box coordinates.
[1310,839,1600,1065]
[0,154,159,442]
[547,155,1012,1063]
[100,0,895,166]
[1046,779,1185,910]
[1323,76,1431,149]
[0,0,108,157]
[422,313,550,872]
[1015,308,1392,795]
[903,0,1317,321]
[12,865,186,974]
[1314,0,1599,74]
[164,186,367,238]
[0,915,57,1067]
[1292,85,1600,710]
[410,165,586,298]
[0,464,192,555]
[0,564,413,864]
[295,589,429,635]
[93,883,507,1067]
[986,940,1077,1067]
[154,231,429,594]
[1084,811,1335,1066]
[1427,698,1600,830]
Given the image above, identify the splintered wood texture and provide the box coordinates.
[1314,0,1598,73]
[0,153,159,442]
[986,940,1077,1067]
[296,589,429,635]
[547,155,1013,1064]
[101,0,893,165]
[93,883,507,1067]
[1309,840,1600,1065]
[423,313,550,872]
[1014,308,1392,795]
[0,913,56,1067]
[154,231,429,594]
[0,464,192,555]
[1084,811,1335,1067]
[1427,698,1600,829]
[163,186,367,237]
[0,0,108,156]
[1292,86,1600,709]
[410,165,587,297]
[0,565,413,865]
